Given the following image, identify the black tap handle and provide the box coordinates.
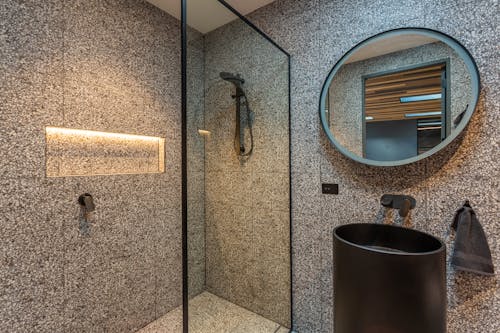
[380,194,393,207]
[78,193,95,212]
[399,199,412,217]
[380,194,416,213]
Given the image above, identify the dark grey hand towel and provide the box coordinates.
[451,201,494,275]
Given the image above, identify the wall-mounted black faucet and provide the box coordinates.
[78,193,95,236]
[380,194,416,217]
[78,193,95,212]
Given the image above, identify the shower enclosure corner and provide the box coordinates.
[181,0,292,332]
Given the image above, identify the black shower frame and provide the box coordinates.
[181,0,292,332]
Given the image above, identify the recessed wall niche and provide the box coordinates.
[45,127,165,177]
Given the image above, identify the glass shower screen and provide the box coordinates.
[182,0,291,332]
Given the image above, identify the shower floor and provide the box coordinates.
[137,292,289,333]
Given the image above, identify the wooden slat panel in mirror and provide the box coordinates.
[365,63,445,122]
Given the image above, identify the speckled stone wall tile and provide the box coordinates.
[63,266,115,331]
[0,10,64,179]
[250,209,291,325]
[253,209,290,261]
[248,0,320,57]
[249,257,291,325]
[2,0,182,332]
[246,0,499,331]
[446,286,500,332]
[204,20,284,82]
[288,62,322,176]
[292,213,324,333]
[0,176,67,332]
[156,266,183,318]
[204,171,235,205]
[291,172,322,218]
[290,122,320,179]
[203,22,291,323]
[205,205,255,303]
[252,138,289,174]
[253,172,290,212]
[423,0,499,58]
[350,0,426,30]
[0,294,64,333]
[120,255,158,330]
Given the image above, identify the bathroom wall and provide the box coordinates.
[0,1,182,332]
[247,0,499,332]
[202,19,291,327]
[186,27,206,298]
[328,41,472,156]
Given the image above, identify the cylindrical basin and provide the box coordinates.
[333,223,446,333]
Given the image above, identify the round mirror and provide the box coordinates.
[320,28,480,166]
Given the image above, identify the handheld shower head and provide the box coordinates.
[220,72,245,87]
[220,71,254,157]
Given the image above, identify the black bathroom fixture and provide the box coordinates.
[77,193,95,236]
[333,223,446,333]
[78,193,95,212]
[220,72,254,156]
[220,72,245,87]
[319,28,481,167]
[380,193,416,217]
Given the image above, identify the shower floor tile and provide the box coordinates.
[137,291,289,333]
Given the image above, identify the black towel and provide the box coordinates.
[451,201,494,275]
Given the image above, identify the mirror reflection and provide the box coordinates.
[321,30,479,164]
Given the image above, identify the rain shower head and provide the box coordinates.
[220,72,245,87]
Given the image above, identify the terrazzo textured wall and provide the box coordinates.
[328,41,472,155]
[1,1,182,332]
[246,0,499,332]
[186,27,206,298]
[203,19,291,327]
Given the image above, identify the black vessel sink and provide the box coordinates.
[333,223,446,333]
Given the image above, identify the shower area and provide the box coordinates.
[1,0,289,332]
[183,0,291,332]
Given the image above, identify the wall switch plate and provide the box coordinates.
[322,183,339,194]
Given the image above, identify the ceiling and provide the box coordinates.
[145,0,276,33]
[345,35,438,64]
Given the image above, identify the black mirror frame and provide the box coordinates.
[319,27,481,167]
